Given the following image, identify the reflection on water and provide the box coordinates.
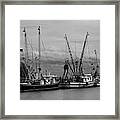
[20,87,100,100]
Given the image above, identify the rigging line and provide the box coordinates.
[41,39,46,52]
[27,38,35,67]
[41,39,48,60]
[28,39,33,50]
[75,40,76,59]
[40,38,48,71]
[27,38,34,54]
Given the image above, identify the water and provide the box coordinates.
[20,87,100,100]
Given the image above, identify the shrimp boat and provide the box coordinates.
[60,32,100,88]
[20,68,60,92]
[20,26,60,92]
[20,26,100,92]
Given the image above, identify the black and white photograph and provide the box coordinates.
[20,20,100,100]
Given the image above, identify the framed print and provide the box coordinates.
[0,0,119,119]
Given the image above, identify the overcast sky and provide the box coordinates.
[20,20,100,60]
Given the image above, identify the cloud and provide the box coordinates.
[20,20,100,59]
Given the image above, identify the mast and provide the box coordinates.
[64,34,75,73]
[23,27,28,64]
[38,26,41,78]
[79,32,89,75]
[94,50,98,66]
[93,49,99,77]
[74,40,79,73]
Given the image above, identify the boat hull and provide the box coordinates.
[20,82,60,92]
[20,81,100,92]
